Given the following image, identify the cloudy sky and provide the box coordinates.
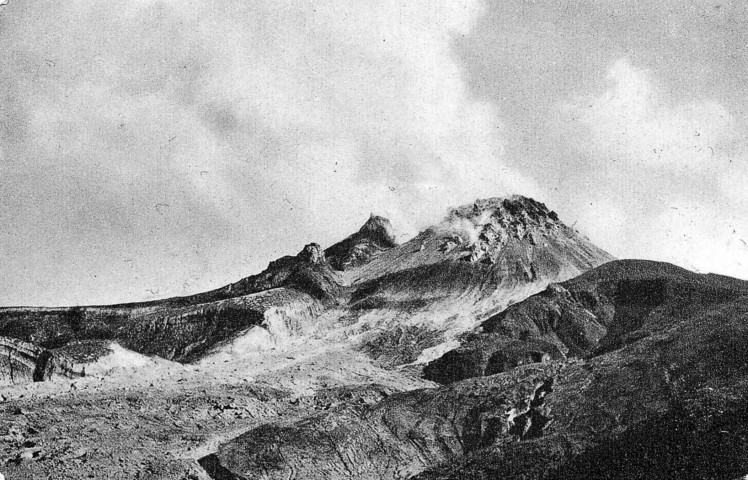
[1,0,746,306]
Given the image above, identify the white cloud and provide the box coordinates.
[192,0,532,231]
[567,58,736,170]
[643,201,748,278]
[575,199,630,258]
[564,58,748,279]
[719,150,748,209]
[0,0,538,304]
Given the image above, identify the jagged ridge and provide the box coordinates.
[0,243,342,364]
[0,195,613,372]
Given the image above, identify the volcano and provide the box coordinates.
[0,195,612,375]
[2,195,746,480]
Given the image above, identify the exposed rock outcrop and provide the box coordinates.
[297,242,325,264]
[0,336,85,385]
[443,195,566,265]
[200,241,343,303]
[325,215,398,270]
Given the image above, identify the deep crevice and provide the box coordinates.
[509,377,554,440]
[198,453,242,480]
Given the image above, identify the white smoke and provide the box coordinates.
[565,58,748,279]
[164,0,537,236]
[437,208,495,246]
[0,0,537,304]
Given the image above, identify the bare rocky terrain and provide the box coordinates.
[4,195,745,479]
[218,260,748,479]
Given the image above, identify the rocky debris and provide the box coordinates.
[326,214,398,270]
[439,234,463,253]
[358,326,445,368]
[442,196,568,265]
[205,367,566,479]
[0,372,302,480]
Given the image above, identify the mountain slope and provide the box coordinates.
[348,196,612,284]
[0,243,340,368]
[0,194,618,480]
[0,195,613,377]
[337,195,614,367]
[206,260,748,479]
[5,195,747,480]
[423,259,748,383]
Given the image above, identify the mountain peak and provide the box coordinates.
[297,242,325,264]
[346,194,613,300]
[358,214,397,248]
[447,195,560,226]
[434,195,569,265]
[325,215,398,270]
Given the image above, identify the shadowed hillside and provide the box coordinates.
[423,259,748,384]
[206,260,748,479]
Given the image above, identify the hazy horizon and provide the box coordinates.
[1,0,746,306]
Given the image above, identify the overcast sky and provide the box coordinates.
[1,0,746,306]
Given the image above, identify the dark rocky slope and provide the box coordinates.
[205,260,748,479]
[0,242,341,365]
[424,259,748,384]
